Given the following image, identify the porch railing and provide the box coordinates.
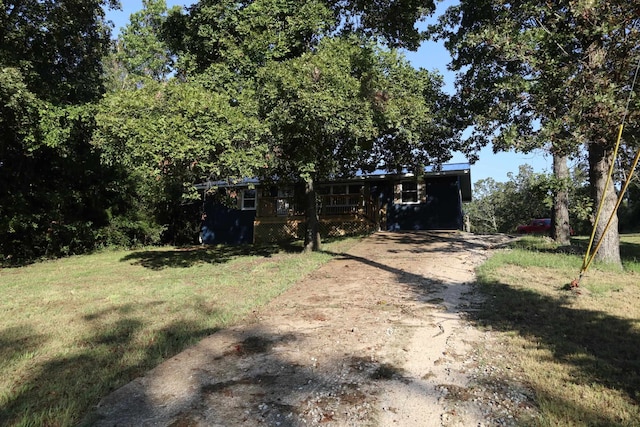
[257,197,303,217]
[257,194,375,220]
[318,194,362,215]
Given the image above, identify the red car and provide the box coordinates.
[516,218,551,234]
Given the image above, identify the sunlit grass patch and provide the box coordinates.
[620,233,640,273]
[510,235,559,251]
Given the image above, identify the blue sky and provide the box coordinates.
[105,0,552,185]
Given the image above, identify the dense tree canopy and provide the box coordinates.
[125,0,456,250]
[434,0,640,264]
[104,0,177,90]
[2,0,457,261]
[257,37,378,182]
[1,0,124,263]
[254,35,457,249]
[94,78,269,243]
[1,0,118,103]
[255,35,457,184]
[165,0,436,72]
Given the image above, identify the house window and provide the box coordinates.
[317,184,362,195]
[401,181,418,203]
[241,189,256,210]
[332,185,347,195]
[276,187,293,216]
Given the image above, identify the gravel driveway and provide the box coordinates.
[85,231,533,426]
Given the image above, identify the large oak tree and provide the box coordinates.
[434,0,640,264]
[256,36,457,250]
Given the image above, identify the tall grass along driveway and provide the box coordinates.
[0,240,355,426]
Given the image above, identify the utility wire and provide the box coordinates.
[575,56,640,285]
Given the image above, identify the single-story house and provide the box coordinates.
[196,163,472,244]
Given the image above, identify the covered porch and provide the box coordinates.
[253,183,379,243]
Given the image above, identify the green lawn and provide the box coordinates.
[0,239,358,426]
[3,233,639,426]
[474,233,640,426]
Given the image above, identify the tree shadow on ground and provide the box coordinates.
[0,325,47,371]
[320,231,509,290]
[120,243,302,270]
[323,231,640,425]
[360,230,501,256]
[6,231,636,426]
[82,326,410,427]
[0,303,221,426]
[531,235,640,265]
[620,239,640,262]
[473,276,640,425]
[84,231,637,427]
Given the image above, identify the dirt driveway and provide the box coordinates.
[87,231,529,426]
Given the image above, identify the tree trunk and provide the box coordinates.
[552,152,571,245]
[303,177,321,252]
[588,143,621,265]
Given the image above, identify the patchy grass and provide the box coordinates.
[0,238,360,426]
[474,234,640,426]
[571,233,640,273]
[619,233,640,273]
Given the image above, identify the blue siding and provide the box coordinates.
[387,176,462,231]
[200,204,255,245]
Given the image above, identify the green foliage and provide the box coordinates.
[96,214,165,248]
[164,0,335,77]
[0,98,124,265]
[256,35,458,180]
[2,0,452,260]
[435,0,640,155]
[466,163,593,235]
[104,0,177,90]
[158,1,455,250]
[1,0,119,103]
[0,1,155,264]
[257,36,376,180]
[618,168,640,233]
[166,0,437,75]
[254,34,457,248]
[367,49,460,170]
[94,79,269,244]
[466,165,552,233]
[96,79,268,180]
[564,163,594,235]
[333,0,436,50]
[434,0,640,262]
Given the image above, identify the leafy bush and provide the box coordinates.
[96,216,165,248]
